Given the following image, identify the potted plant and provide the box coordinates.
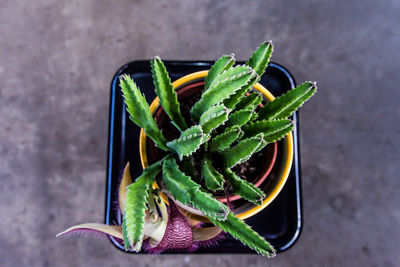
[57,41,316,257]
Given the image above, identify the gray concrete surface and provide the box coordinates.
[1,0,399,266]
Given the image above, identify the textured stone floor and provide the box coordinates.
[1,0,399,266]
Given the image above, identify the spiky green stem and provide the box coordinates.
[258,81,317,120]
[234,93,263,112]
[162,156,229,220]
[199,104,230,134]
[166,125,205,160]
[246,41,274,77]
[204,54,235,91]
[225,109,253,128]
[242,119,294,142]
[151,56,187,131]
[209,126,242,152]
[219,133,264,168]
[209,213,276,257]
[224,169,265,205]
[190,66,257,121]
[123,160,162,251]
[120,74,169,151]
[201,153,224,191]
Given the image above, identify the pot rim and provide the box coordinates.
[139,70,294,221]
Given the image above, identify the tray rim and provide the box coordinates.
[105,60,303,254]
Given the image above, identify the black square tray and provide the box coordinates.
[105,60,303,254]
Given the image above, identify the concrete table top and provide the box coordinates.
[0,0,399,266]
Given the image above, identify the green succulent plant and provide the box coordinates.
[118,41,317,257]
[56,41,316,257]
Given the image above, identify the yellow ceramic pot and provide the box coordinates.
[139,70,293,222]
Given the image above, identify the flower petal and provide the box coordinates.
[192,226,222,242]
[144,195,168,247]
[56,223,123,240]
[146,201,193,253]
[119,163,133,214]
[177,208,203,227]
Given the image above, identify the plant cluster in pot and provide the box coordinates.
[57,41,316,257]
